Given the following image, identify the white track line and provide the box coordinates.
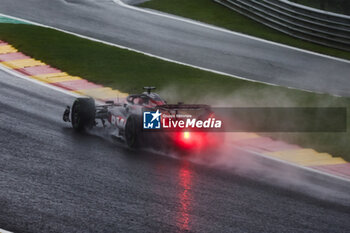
[0,228,13,233]
[113,0,350,64]
[0,64,81,97]
[238,147,350,183]
[0,13,270,85]
[0,13,341,97]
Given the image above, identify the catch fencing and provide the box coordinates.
[214,0,350,51]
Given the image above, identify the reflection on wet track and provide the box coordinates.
[176,161,193,232]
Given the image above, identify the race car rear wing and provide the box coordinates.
[155,104,213,119]
[156,104,211,111]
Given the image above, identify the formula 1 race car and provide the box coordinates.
[63,87,222,152]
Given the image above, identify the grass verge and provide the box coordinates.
[0,23,349,160]
[139,0,350,61]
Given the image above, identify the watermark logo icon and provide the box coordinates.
[143,110,161,129]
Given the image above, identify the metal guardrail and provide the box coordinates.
[214,0,350,51]
[290,0,350,16]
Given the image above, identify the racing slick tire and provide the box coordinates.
[71,97,96,131]
[125,115,143,148]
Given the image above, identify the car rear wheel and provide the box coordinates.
[125,115,143,148]
[71,97,96,131]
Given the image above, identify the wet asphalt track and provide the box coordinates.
[0,0,350,96]
[1,1,350,232]
[1,70,350,232]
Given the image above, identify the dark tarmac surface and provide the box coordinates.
[0,0,350,96]
[1,70,350,232]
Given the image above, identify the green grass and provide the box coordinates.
[0,23,349,160]
[139,0,350,61]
